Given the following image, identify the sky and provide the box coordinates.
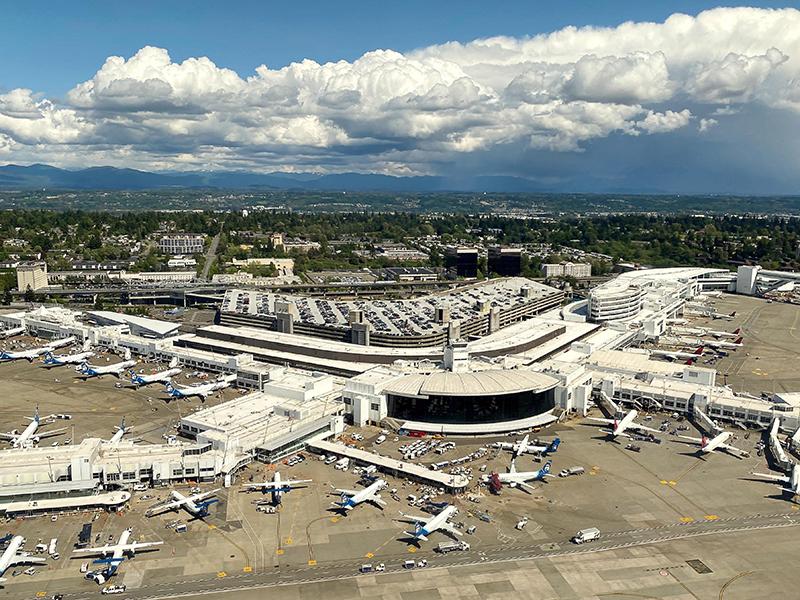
[1,1,800,193]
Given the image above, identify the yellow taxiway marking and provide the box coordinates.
[285,537,293,545]
[207,524,217,530]
[365,552,374,558]
[276,549,284,555]
[407,546,417,553]
[217,571,227,578]
[704,514,719,521]
[680,517,694,523]
[242,566,252,573]
[792,506,799,511]
[659,480,677,486]
[330,517,340,523]
[308,559,317,566]
[36,593,46,598]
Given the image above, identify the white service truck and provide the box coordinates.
[435,540,471,553]
[572,527,601,544]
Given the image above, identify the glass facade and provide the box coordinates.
[387,389,554,424]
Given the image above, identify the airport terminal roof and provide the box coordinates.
[86,310,181,338]
[382,368,558,397]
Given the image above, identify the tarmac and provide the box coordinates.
[0,308,799,598]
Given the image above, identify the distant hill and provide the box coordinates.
[0,164,553,193]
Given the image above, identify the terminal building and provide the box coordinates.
[445,247,479,278]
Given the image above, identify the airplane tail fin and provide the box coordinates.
[694,346,704,355]
[542,461,552,475]
[734,337,743,344]
[733,328,740,335]
[197,498,219,514]
[701,435,709,448]
[548,438,560,453]
[169,357,179,369]
[684,359,695,366]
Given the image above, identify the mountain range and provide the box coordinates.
[0,163,610,194]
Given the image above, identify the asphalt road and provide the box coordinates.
[200,231,222,282]
[58,512,800,600]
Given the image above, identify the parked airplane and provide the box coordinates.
[701,336,743,350]
[483,459,555,492]
[130,360,182,388]
[707,327,740,339]
[588,409,660,439]
[397,504,461,542]
[145,488,220,519]
[42,348,95,368]
[0,408,66,448]
[0,535,46,584]
[242,471,311,504]
[164,374,235,400]
[0,336,75,363]
[107,417,131,445]
[331,478,387,511]
[711,310,736,320]
[677,431,750,458]
[77,350,137,379]
[72,528,162,584]
[752,464,800,497]
[493,434,560,458]
[649,346,704,362]
[0,326,25,339]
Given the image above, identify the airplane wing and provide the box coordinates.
[146,499,185,515]
[193,489,220,501]
[8,554,47,567]
[396,513,428,525]
[0,432,16,441]
[494,442,514,450]
[36,427,67,439]
[370,496,387,507]
[517,481,538,492]
[676,435,703,445]
[281,479,312,487]
[440,522,463,537]
[718,443,750,458]
[73,544,114,555]
[332,488,359,497]
[629,423,660,434]
[121,541,163,552]
[752,471,789,483]
[587,417,615,425]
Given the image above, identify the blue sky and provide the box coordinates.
[1,2,800,193]
[3,1,794,97]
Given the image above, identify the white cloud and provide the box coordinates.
[0,7,799,174]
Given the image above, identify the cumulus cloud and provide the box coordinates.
[0,7,799,175]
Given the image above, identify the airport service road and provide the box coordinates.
[58,512,800,600]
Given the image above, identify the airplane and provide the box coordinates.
[752,464,800,497]
[107,417,131,445]
[145,488,220,519]
[711,310,736,320]
[77,350,137,379]
[648,346,704,362]
[493,434,561,458]
[0,535,46,584]
[72,528,162,585]
[242,471,311,505]
[396,504,461,543]
[700,336,743,350]
[482,459,555,492]
[0,408,66,449]
[0,335,75,363]
[41,348,95,368]
[587,409,660,439]
[164,374,235,401]
[331,478,387,511]
[706,327,740,339]
[0,326,25,339]
[130,358,181,387]
[676,431,750,458]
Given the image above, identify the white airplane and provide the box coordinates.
[0,336,75,363]
[0,326,25,339]
[107,417,131,445]
[164,374,235,400]
[752,464,800,497]
[711,310,736,320]
[493,434,561,458]
[331,478,387,511]
[701,336,743,350]
[145,488,220,519]
[0,408,66,449]
[706,327,740,339]
[131,367,182,388]
[482,459,555,492]
[41,348,95,368]
[648,346,704,362]
[588,409,660,439]
[677,431,750,458]
[397,504,461,542]
[77,350,137,379]
[242,471,311,505]
[0,535,46,583]
[72,528,162,585]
